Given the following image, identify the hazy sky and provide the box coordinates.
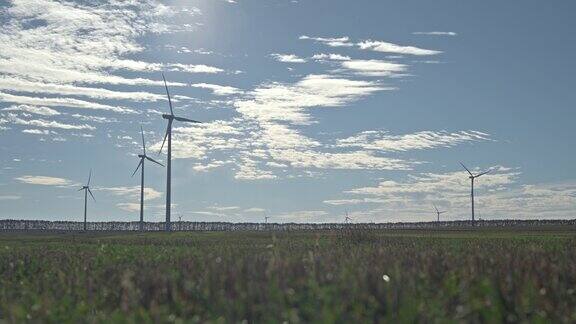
[1,0,575,223]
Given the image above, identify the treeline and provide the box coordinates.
[1,219,575,232]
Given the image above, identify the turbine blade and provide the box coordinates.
[141,125,146,155]
[88,188,95,201]
[78,187,84,192]
[173,116,202,123]
[132,159,143,177]
[433,204,439,213]
[158,121,171,155]
[87,169,92,186]
[476,169,491,177]
[162,73,174,115]
[459,162,473,176]
[146,156,164,167]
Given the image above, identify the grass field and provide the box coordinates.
[1,228,575,323]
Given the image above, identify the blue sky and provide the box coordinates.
[1,0,575,223]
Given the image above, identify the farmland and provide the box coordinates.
[1,228,575,323]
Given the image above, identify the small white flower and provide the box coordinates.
[382,274,390,282]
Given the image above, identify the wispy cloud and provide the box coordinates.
[311,53,351,61]
[0,92,133,113]
[2,113,95,130]
[299,35,354,47]
[301,35,441,55]
[0,76,165,102]
[0,113,96,130]
[270,53,307,63]
[2,105,60,116]
[336,130,491,152]
[235,74,388,124]
[0,0,221,118]
[190,83,242,96]
[357,40,441,55]
[22,129,55,135]
[340,59,406,77]
[15,175,76,186]
[413,31,457,36]
[97,186,162,201]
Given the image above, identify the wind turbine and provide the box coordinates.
[460,162,491,225]
[264,214,270,224]
[132,126,164,231]
[78,170,95,232]
[433,204,446,223]
[344,210,352,224]
[158,73,202,232]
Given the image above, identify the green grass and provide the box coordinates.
[1,229,575,323]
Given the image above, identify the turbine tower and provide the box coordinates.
[433,204,446,223]
[460,162,491,225]
[78,170,95,232]
[132,126,164,231]
[158,73,202,232]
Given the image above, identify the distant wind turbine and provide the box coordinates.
[344,210,352,223]
[78,170,95,232]
[264,213,270,224]
[460,162,491,225]
[158,73,202,232]
[433,204,446,223]
[132,126,164,231]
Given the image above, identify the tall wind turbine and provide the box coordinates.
[460,163,491,225]
[433,204,446,223]
[78,170,95,232]
[158,73,202,232]
[132,126,164,231]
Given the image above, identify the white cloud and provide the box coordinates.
[207,205,240,211]
[190,83,242,96]
[270,53,307,63]
[311,53,351,61]
[2,104,60,116]
[15,175,75,186]
[301,35,441,55]
[244,207,266,213]
[0,77,165,102]
[0,0,222,121]
[116,202,141,212]
[2,113,95,130]
[299,35,354,47]
[357,40,441,55]
[413,31,457,36]
[235,156,277,180]
[97,186,162,201]
[169,64,224,74]
[0,92,133,113]
[235,74,388,124]
[340,59,406,77]
[336,130,491,152]
[22,129,54,135]
[347,167,518,197]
